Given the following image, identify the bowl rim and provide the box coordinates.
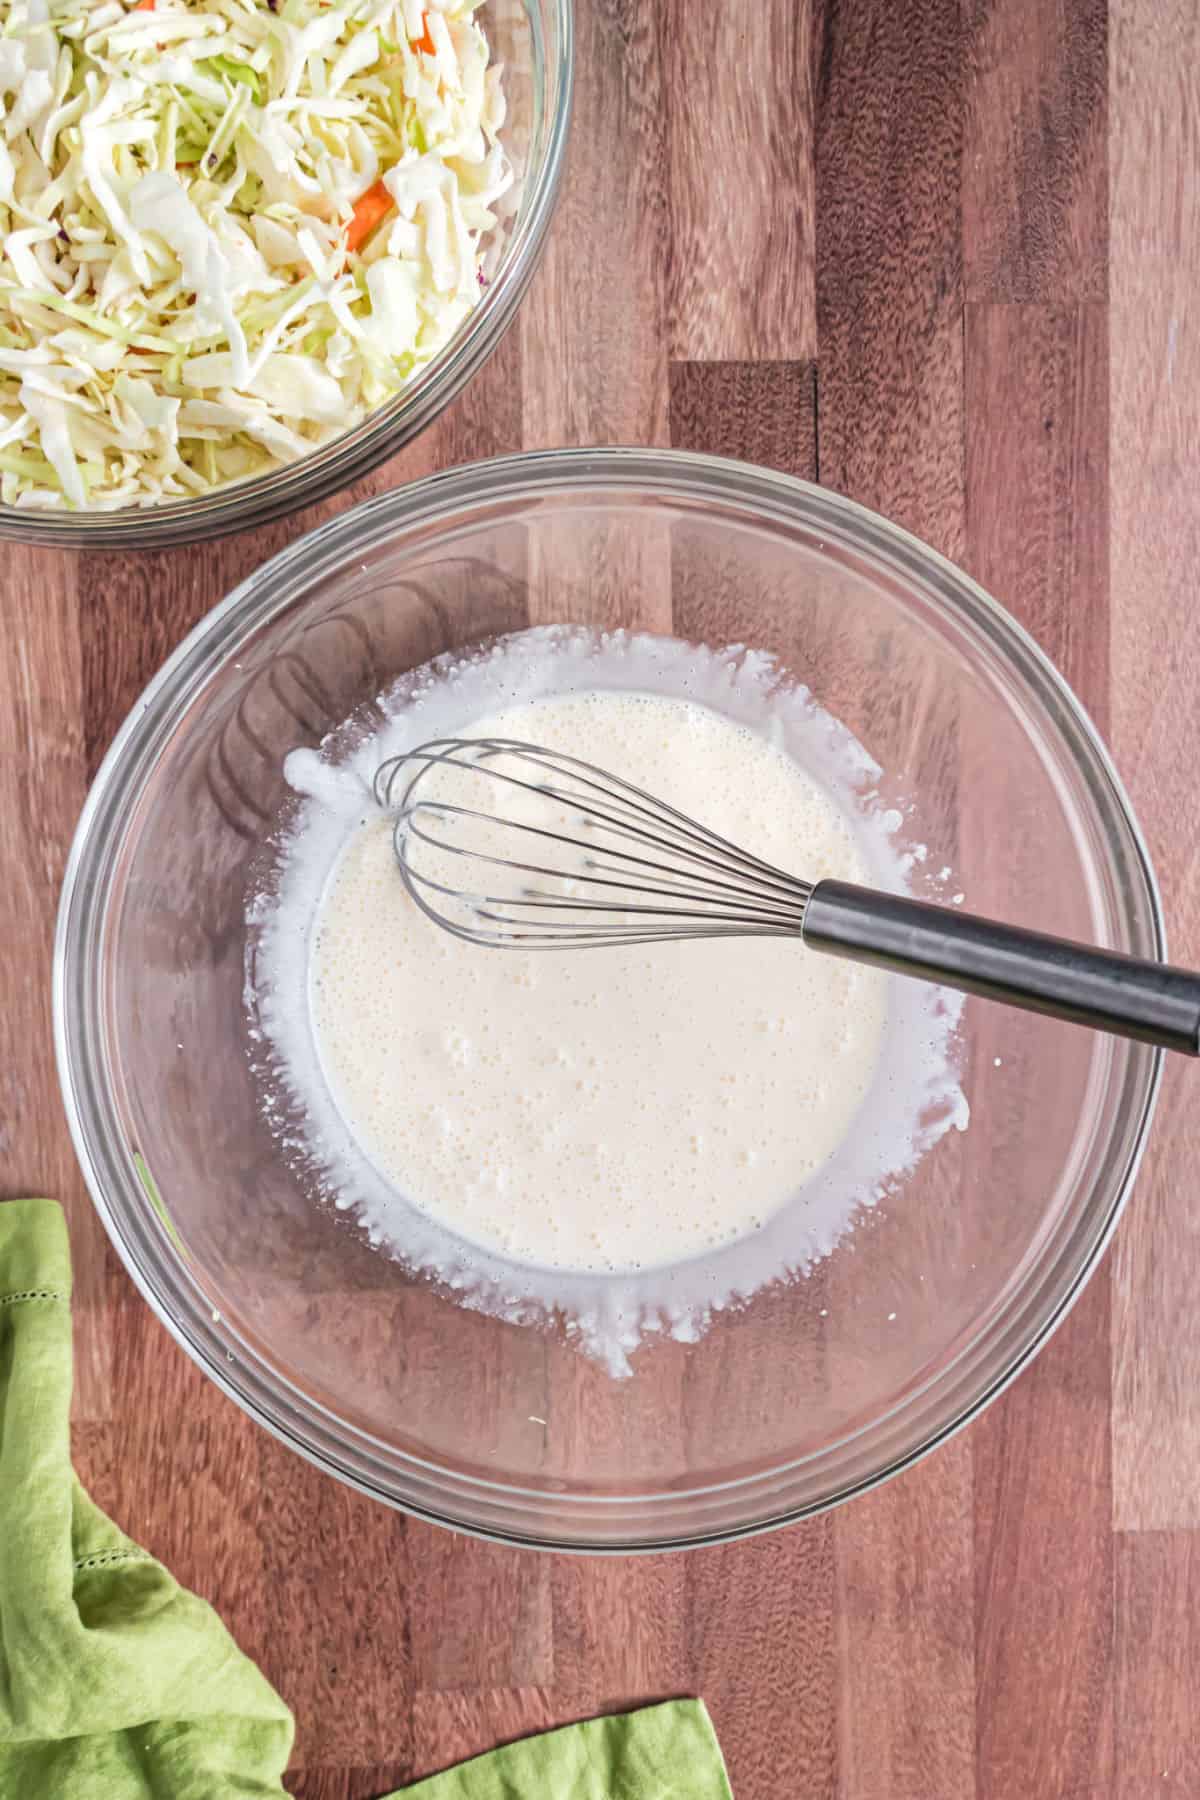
[54,447,1165,1550]
[0,0,575,551]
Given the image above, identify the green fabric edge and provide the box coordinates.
[0,1199,295,1797]
[0,1202,735,1799]
[390,1700,732,1799]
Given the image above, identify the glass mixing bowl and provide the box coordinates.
[55,449,1163,1549]
[0,0,572,553]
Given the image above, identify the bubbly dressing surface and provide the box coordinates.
[310,690,888,1271]
[249,629,969,1372]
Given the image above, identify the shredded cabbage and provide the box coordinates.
[0,0,511,509]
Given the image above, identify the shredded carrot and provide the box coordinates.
[412,11,436,54]
[345,178,395,254]
[133,0,155,11]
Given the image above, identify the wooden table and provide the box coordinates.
[3,2,1197,1794]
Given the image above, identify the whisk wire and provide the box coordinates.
[379,738,808,900]
[376,737,813,949]
[403,801,805,916]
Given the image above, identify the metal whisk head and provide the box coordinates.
[372,737,813,948]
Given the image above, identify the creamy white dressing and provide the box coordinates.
[248,630,969,1374]
[310,688,888,1271]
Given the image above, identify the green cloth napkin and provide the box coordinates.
[0,1199,732,1799]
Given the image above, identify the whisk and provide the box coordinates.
[372,737,1200,1055]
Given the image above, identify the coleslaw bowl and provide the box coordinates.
[0,0,571,550]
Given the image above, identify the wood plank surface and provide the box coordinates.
[1108,0,1200,1542]
[815,9,977,1797]
[0,3,1195,1797]
[965,300,1114,1800]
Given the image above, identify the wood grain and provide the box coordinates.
[0,1,1190,1796]
[518,0,671,627]
[814,9,975,1796]
[962,13,1115,1784]
[813,0,965,552]
[666,0,816,361]
[964,303,1109,711]
[1108,0,1200,1534]
[0,549,112,1421]
[964,293,1114,1800]
[1115,1532,1200,1798]
[962,0,1107,302]
[835,1443,976,1800]
[668,360,817,474]
[520,0,669,450]
[288,1770,413,1800]
[408,1531,553,1694]
[254,1434,413,1767]
[551,1554,688,1714]
[690,1526,837,1798]
[974,1281,1115,1800]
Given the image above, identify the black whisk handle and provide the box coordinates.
[802,880,1200,1056]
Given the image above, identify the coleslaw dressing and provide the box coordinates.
[249,630,969,1372]
[310,689,890,1270]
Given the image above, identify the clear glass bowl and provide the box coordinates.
[55,449,1164,1549]
[0,0,572,552]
